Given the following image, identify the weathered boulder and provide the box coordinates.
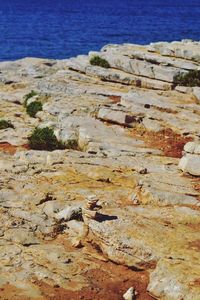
[179,141,200,176]
[184,141,200,154]
[148,258,200,300]
[179,154,200,176]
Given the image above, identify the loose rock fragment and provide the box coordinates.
[123,287,137,300]
[82,195,100,222]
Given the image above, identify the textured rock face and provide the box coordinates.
[179,142,200,175]
[0,40,200,299]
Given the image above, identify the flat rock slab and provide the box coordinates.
[87,206,200,299]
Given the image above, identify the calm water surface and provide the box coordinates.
[0,0,199,61]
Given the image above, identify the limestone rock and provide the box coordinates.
[193,87,200,102]
[1,40,200,299]
[184,141,196,153]
[179,141,200,176]
[179,154,200,176]
[123,287,137,300]
[175,86,193,94]
[85,195,99,210]
[184,141,200,154]
[98,107,138,126]
[4,229,39,246]
[55,206,82,221]
[148,258,200,300]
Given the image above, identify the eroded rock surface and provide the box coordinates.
[0,40,200,300]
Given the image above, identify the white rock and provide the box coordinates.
[142,118,163,132]
[42,201,60,217]
[194,144,200,154]
[89,50,178,82]
[184,142,200,154]
[123,287,136,300]
[148,258,200,300]
[175,86,193,94]
[98,107,135,126]
[179,154,200,176]
[184,142,196,153]
[38,121,58,129]
[59,128,78,144]
[193,87,200,102]
[4,229,39,246]
[53,128,60,140]
[26,95,38,106]
[55,206,81,221]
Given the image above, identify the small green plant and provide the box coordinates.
[90,56,110,68]
[26,101,43,118]
[0,120,14,130]
[28,127,65,151]
[23,90,38,107]
[174,70,200,87]
[70,208,83,221]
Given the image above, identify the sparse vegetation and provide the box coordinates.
[0,120,14,130]
[26,101,43,117]
[28,127,65,151]
[90,56,110,68]
[174,70,200,87]
[23,90,38,107]
[70,208,83,221]
[65,139,79,150]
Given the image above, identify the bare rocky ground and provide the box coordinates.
[0,40,200,300]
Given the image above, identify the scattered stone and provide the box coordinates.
[85,195,99,210]
[82,195,100,222]
[123,287,137,300]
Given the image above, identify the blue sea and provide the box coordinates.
[0,0,200,61]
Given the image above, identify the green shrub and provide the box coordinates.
[70,208,83,221]
[23,90,38,107]
[174,70,200,87]
[90,56,110,68]
[0,120,14,130]
[28,127,64,151]
[26,101,43,118]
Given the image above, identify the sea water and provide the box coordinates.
[0,0,199,61]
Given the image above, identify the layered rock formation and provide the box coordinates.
[179,141,200,176]
[0,40,200,299]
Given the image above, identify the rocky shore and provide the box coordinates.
[0,40,200,300]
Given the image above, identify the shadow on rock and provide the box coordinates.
[95,213,118,222]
